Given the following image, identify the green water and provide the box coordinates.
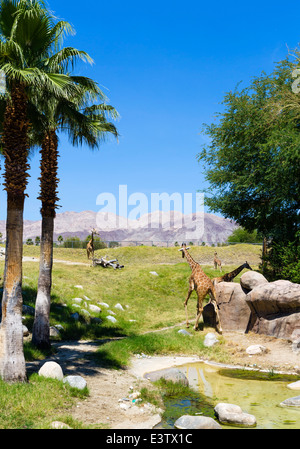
[161,362,300,429]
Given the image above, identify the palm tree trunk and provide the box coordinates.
[32,130,59,349]
[0,84,30,383]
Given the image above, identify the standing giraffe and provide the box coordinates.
[87,228,99,260]
[179,243,222,333]
[213,252,222,272]
[212,261,252,286]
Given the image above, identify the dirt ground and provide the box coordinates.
[31,330,300,430]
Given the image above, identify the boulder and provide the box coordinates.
[38,361,64,380]
[240,271,268,291]
[145,368,189,386]
[214,403,256,427]
[203,282,251,332]
[246,344,267,355]
[64,375,87,390]
[89,304,101,314]
[245,280,300,339]
[280,395,300,407]
[174,415,222,429]
[204,332,219,347]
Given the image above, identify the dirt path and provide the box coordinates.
[26,330,300,429]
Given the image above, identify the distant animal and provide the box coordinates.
[179,243,222,333]
[87,228,99,260]
[213,252,222,272]
[212,261,252,286]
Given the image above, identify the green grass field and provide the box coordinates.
[0,244,262,428]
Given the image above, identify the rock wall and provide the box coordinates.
[203,271,300,340]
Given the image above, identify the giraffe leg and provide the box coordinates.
[209,285,223,334]
[184,284,194,328]
[194,297,203,331]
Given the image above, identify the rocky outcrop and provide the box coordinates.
[245,280,300,339]
[203,282,250,332]
[204,271,300,340]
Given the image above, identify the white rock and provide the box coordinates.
[64,375,87,390]
[72,298,83,303]
[51,421,71,429]
[22,325,29,337]
[115,303,125,311]
[107,315,117,323]
[89,304,101,313]
[99,302,109,308]
[74,285,83,289]
[38,361,64,380]
[204,332,219,347]
[287,380,300,390]
[178,329,192,336]
[246,345,267,355]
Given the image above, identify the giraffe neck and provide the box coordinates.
[222,263,247,282]
[183,249,200,271]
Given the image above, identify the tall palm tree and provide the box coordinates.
[0,0,91,382]
[31,86,118,349]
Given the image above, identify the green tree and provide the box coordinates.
[227,227,262,244]
[198,59,300,261]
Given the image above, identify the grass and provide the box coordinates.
[0,244,262,428]
[0,374,88,429]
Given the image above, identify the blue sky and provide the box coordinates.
[1,0,299,221]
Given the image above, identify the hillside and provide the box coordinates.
[0,210,238,244]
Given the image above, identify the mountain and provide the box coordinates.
[0,210,238,244]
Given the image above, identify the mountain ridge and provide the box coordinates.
[0,210,238,244]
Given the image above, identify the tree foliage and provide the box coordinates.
[199,59,300,241]
[198,59,300,280]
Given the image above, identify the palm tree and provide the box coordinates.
[31,86,118,349]
[0,0,90,382]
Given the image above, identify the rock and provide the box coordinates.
[72,297,83,303]
[240,271,268,291]
[245,280,300,339]
[64,375,87,390]
[115,303,125,311]
[51,421,71,429]
[22,325,29,337]
[83,295,91,301]
[204,332,219,347]
[22,304,35,316]
[287,381,300,390]
[214,403,256,427]
[149,271,159,276]
[174,415,222,429]
[178,329,192,336]
[292,339,300,354]
[91,317,102,324]
[280,395,300,407]
[107,315,117,323]
[145,368,189,386]
[203,282,251,332]
[120,403,131,411]
[50,326,61,337]
[38,361,64,380]
[89,304,101,313]
[74,285,83,289]
[246,345,267,355]
[99,302,109,308]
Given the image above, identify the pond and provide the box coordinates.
[158,362,300,429]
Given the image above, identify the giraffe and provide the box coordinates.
[213,252,222,272]
[179,243,222,333]
[212,261,252,286]
[87,228,99,260]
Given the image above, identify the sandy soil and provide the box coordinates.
[28,330,300,430]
